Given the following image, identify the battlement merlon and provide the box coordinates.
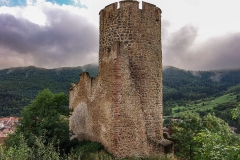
[142,1,162,13]
[99,1,162,17]
[99,2,118,17]
[119,0,139,10]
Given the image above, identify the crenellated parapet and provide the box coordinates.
[99,1,162,72]
[99,1,161,21]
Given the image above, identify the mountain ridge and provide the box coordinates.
[1,64,240,117]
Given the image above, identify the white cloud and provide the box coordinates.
[22,6,46,25]
[0,0,98,69]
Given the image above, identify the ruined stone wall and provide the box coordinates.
[70,0,163,158]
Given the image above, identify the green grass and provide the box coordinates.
[172,93,237,116]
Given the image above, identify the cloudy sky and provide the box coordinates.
[0,0,240,70]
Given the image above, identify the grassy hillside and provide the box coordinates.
[172,93,237,115]
[169,84,240,133]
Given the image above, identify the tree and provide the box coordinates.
[170,112,240,160]
[194,114,240,160]
[5,89,70,151]
[232,103,240,120]
[170,112,203,159]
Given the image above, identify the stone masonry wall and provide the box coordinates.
[69,1,163,158]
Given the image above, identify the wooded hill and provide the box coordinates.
[163,66,240,101]
[0,64,240,118]
[0,64,98,116]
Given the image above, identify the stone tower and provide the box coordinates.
[69,1,167,158]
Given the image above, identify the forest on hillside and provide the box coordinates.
[0,64,240,131]
[0,64,98,116]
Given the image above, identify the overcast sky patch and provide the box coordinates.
[163,24,240,70]
[0,0,240,70]
[0,4,98,69]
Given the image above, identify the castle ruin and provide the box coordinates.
[69,0,170,158]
